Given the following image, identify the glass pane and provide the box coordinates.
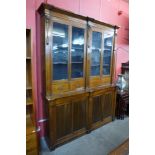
[91,31,102,76]
[52,22,69,80]
[103,33,113,75]
[71,27,84,78]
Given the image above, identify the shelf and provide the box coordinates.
[26,29,31,58]
[26,114,35,135]
[26,98,33,106]
[92,48,101,51]
[26,61,32,88]
[103,64,110,67]
[26,86,32,90]
[104,55,111,58]
[104,45,112,47]
[26,57,31,60]
[104,49,111,51]
[53,62,68,65]
[91,64,100,67]
[72,48,83,50]
[72,62,83,64]
[53,46,68,50]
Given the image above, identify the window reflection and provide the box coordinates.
[91,31,102,76]
[52,22,69,80]
[103,33,113,75]
[71,27,84,78]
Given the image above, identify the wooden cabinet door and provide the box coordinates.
[72,98,87,131]
[56,102,72,139]
[91,90,114,128]
[92,96,102,123]
[55,96,88,140]
[102,92,113,119]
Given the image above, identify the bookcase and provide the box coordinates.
[26,29,39,155]
[37,3,119,150]
[26,29,33,105]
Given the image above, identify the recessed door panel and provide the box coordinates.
[102,93,112,119]
[73,99,87,131]
[92,96,102,123]
[56,102,72,139]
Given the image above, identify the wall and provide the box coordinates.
[26,0,129,137]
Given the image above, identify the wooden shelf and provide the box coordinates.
[72,62,83,64]
[92,48,101,51]
[26,86,32,90]
[26,59,32,87]
[26,57,31,60]
[26,29,31,58]
[105,45,112,47]
[104,48,111,51]
[91,64,100,67]
[103,64,110,67]
[26,98,33,106]
[104,55,111,57]
[26,28,38,155]
[53,62,68,65]
[26,114,35,135]
[72,47,83,50]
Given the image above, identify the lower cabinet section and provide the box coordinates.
[90,90,115,130]
[45,86,116,150]
[56,102,72,139]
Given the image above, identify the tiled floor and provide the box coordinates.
[41,117,129,155]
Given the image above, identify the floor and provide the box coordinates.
[108,139,129,155]
[41,117,129,155]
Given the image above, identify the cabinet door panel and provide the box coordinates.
[102,93,112,119]
[92,96,102,123]
[73,99,87,131]
[103,32,113,75]
[71,27,84,78]
[52,22,69,80]
[91,31,102,76]
[56,103,72,139]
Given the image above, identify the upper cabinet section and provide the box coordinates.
[37,3,118,96]
[88,22,115,88]
[44,6,87,95]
